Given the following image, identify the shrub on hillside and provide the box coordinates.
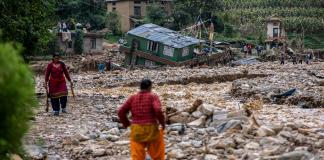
[0,43,37,159]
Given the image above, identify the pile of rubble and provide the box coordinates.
[25,62,324,159]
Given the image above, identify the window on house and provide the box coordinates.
[134,6,141,17]
[112,2,116,5]
[112,7,116,11]
[273,28,279,37]
[134,1,141,4]
[91,39,96,49]
[182,47,189,57]
[147,41,158,52]
[163,45,174,57]
[68,41,73,48]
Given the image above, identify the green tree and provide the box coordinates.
[0,0,56,58]
[74,30,84,54]
[224,23,236,38]
[171,10,192,30]
[106,11,121,35]
[55,0,107,30]
[0,43,37,159]
[145,3,168,26]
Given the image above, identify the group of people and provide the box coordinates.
[45,54,165,159]
[280,53,313,65]
[242,44,263,57]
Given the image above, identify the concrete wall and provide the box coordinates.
[107,1,131,32]
[83,37,104,54]
[267,22,280,39]
[57,38,74,54]
[57,35,103,54]
[107,0,173,32]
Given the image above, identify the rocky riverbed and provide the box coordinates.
[25,62,324,159]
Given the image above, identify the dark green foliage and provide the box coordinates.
[0,43,36,159]
[224,23,236,38]
[55,0,107,30]
[74,30,84,54]
[0,0,56,57]
[106,12,121,35]
[145,3,168,26]
[171,10,192,31]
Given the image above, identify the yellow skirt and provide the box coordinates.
[130,124,159,142]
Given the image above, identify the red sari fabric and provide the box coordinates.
[45,61,71,98]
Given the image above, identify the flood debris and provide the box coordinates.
[26,62,324,159]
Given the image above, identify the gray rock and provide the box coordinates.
[272,151,316,160]
[73,133,90,142]
[89,132,99,139]
[315,139,324,148]
[24,145,48,160]
[178,141,192,148]
[168,123,185,132]
[114,140,130,145]
[106,134,120,142]
[105,122,119,130]
[107,127,120,135]
[244,142,260,150]
[168,149,186,159]
[204,154,219,160]
[47,155,61,160]
[197,128,207,135]
[192,140,203,148]
[93,148,106,157]
[256,125,276,137]
[212,111,227,121]
[208,138,235,149]
[188,115,207,127]
[199,104,215,116]
[192,111,204,118]
[216,119,242,133]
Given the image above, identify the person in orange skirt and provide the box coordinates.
[45,54,73,116]
[118,79,165,160]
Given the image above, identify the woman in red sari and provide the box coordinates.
[45,54,73,116]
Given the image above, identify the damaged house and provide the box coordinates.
[57,31,105,54]
[120,23,202,67]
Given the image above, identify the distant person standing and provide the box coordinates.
[45,54,73,116]
[247,44,252,55]
[256,45,262,56]
[305,54,310,64]
[280,53,285,65]
[292,55,297,65]
[243,45,248,57]
[299,55,303,64]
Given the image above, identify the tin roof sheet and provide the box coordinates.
[127,23,203,48]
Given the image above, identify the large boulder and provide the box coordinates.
[199,104,216,116]
[24,145,48,160]
[188,115,207,127]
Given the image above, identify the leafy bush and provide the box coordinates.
[74,30,84,54]
[106,11,121,35]
[0,43,37,159]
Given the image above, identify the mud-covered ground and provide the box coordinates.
[25,62,324,160]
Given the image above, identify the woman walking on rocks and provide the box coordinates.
[118,79,165,160]
[45,54,73,116]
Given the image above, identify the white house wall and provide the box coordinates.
[267,22,280,38]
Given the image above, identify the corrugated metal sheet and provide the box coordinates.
[127,23,203,48]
